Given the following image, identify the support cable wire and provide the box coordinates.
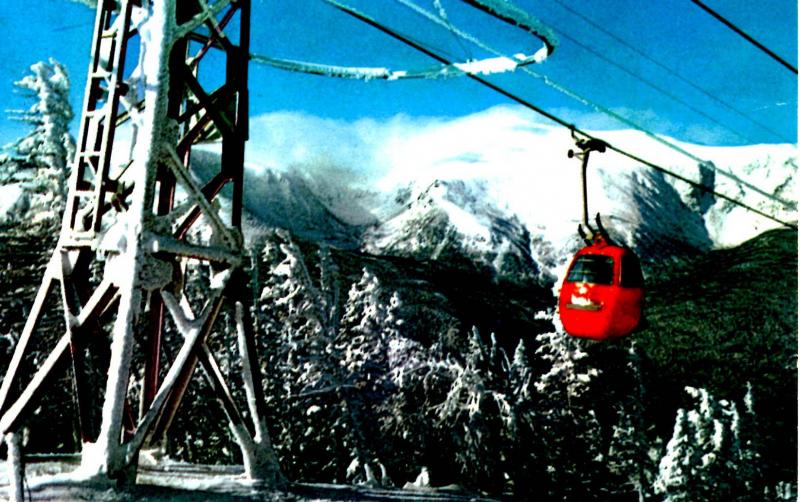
[547,23,757,145]
[434,0,474,61]
[552,0,793,144]
[250,29,545,81]
[322,0,797,230]
[250,0,554,81]
[392,0,796,210]
[460,0,759,145]
[689,0,798,75]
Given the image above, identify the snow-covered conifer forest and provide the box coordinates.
[0,53,796,500]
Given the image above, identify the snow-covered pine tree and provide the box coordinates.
[378,324,447,487]
[256,230,341,480]
[318,245,341,335]
[335,268,402,487]
[654,386,750,501]
[5,59,75,224]
[765,481,798,501]
[501,338,541,498]
[431,328,514,494]
[654,408,696,501]
[606,342,656,501]
[508,338,531,399]
[257,239,410,486]
[737,383,770,497]
[531,327,604,499]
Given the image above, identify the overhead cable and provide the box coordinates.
[547,25,757,145]
[552,0,793,143]
[458,0,557,55]
[250,49,545,80]
[453,0,759,145]
[690,0,798,75]
[322,0,797,230]
[434,0,474,61]
[393,0,796,210]
[249,0,554,81]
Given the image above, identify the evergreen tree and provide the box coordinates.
[334,268,402,486]
[654,386,754,501]
[379,328,442,486]
[4,58,75,225]
[501,338,540,498]
[765,481,798,501]
[257,239,408,486]
[738,383,765,495]
[432,328,510,493]
[606,342,655,501]
[654,408,697,501]
[256,230,341,480]
[532,329,604,499]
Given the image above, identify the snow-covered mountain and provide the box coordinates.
[191,149,363,247]
[363,178,549,285]
[227,105,795,282]
[7,105,787,280]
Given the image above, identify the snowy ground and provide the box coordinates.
[0,458,498,502]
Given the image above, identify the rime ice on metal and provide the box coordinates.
[0,0,282,488]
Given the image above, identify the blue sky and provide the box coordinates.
[0,0,796,148]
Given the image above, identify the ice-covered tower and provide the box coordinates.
[0,0,282,486]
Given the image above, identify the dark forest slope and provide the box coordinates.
[634,227,797,483]
[0,222,796,495]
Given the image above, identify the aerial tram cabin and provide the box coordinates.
[557,134,644,341]
[558,235,644,340]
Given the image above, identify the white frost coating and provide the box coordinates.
[256,0,554,81]
[174,0,232,39]
[81,0,177,480]
[233,302,285,484]
[252,55,398,81]
[122,289,224,465]
[252,50,543,81]
[454,56,518,75]
[459,0,558,54]
[147,233,242,269]
[165,147,237,249]
[397,0,552,72]
[5,433,23,502]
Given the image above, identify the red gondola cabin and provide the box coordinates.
[558,237,644,341]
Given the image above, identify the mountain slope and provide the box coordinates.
[247,107,795,239]
[605,227,797,484]
[237,106,796,282]
[191,149,364,247]
[363,179,550,286]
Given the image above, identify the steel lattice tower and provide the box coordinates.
[0,0,283,485]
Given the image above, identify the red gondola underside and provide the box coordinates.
[557,238,644,341]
